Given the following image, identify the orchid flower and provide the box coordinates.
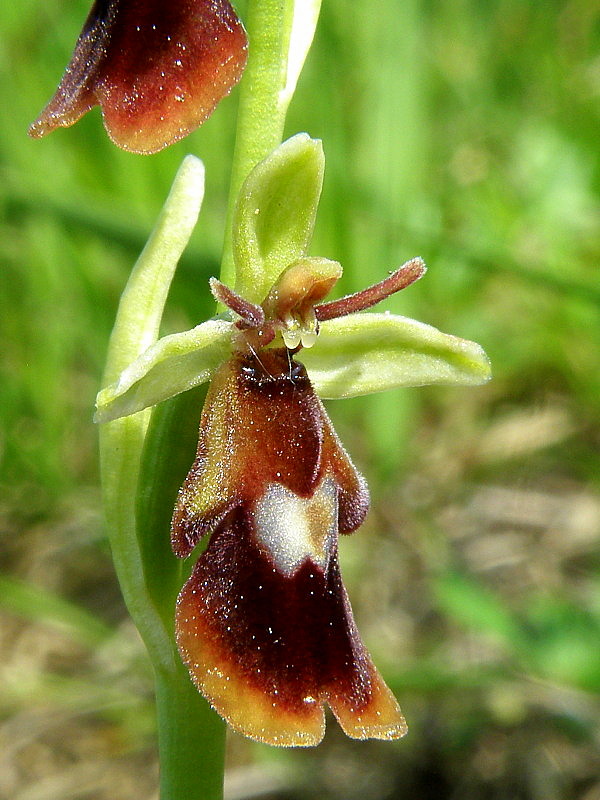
[96,134,491,746]
[28,0,247,154]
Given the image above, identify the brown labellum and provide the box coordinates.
[172,348,407,746]
[29,0,248,154]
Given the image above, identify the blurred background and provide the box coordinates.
[1,0,599,798]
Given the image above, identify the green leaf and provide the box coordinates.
[95,320,232,423]
[232,133,325,303]
[135,384,208,630]
[301,312,492,398]
[98,155,206,673]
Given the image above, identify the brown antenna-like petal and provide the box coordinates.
[29,0,248,154]
[315,257,426,321]
[209,277,265,328]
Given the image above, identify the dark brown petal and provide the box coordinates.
[176,502,407,746]
[171,349,324,557]
[209,277,265,328]
[29,0,247,154]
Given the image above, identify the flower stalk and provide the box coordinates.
[97,2,326,798]
[154,633,227,800]
[220,0,323,289]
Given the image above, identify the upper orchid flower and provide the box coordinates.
[96,134,491,745]
[29,0,247,154]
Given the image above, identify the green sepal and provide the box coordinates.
[232,133,325,303]
[95,319,232,423]
[302,313,491,398]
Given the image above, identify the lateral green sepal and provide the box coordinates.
[95,320,232,423]
[301,313,492,398]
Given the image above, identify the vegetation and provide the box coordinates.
[1,0,598,798]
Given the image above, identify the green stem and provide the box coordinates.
[156,660,227,800]
[99,3,323,799]
[136,385,223,799]
[220,0,322,289]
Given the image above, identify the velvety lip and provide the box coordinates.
[171,349,405,745]
[176,504,406,746]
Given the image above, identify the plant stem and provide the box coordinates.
[220,0,322,289]
[100,3,323,798]
[155,660,227,800]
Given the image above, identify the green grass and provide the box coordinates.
[1,1,599,798]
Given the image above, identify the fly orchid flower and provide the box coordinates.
[29,0,247,154]
[96,134,491,746]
